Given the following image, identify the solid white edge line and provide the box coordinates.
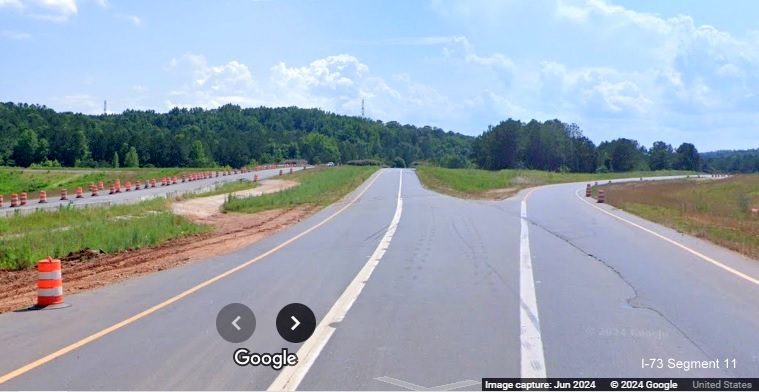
[520,197,547,378]
[574,188,759,286]
[268,169,404,391]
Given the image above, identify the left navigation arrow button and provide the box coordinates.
[216,303,256,343]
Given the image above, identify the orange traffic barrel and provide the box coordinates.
[597,190,606,203]
[135,181,141,190]
[181,174,186,183]
[39,190,47,203]
[0,195,3,207]
[115,179,121,192]
[20,192,27,206]
[254,174,259,182]
[222,171,226,177]
[173,176,178,184]
[109,184,115,194]
[10,193,18,207]
[33,257,70,309]
[98,181,104,190]
[60,189,68,201]
[76,187,84,198]
[90,184,98,197]
[585,184,591,197]
[125,181,132,192]
[151,179,157,188]
[216,171,220,177]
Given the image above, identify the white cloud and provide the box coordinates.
[118,13,142,26]
[0,30,30,40]
[0,0,23,8]
[164,53,465,127]
[28,0,77,21]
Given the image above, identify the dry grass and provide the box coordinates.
[598,175,759,259]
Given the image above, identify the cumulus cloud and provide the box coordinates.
[429,0,759,148]
[0,30,30,40]
[164,53,464,127]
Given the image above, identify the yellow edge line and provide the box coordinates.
[0,169,386,385]
[574,187,759,287]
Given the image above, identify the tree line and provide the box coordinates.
[0,102,471,169]
[0,102,718,172]
[472,118,703,173]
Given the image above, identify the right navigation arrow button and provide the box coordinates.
[276,303,316,343]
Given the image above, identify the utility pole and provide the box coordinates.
[361,99,365,118]
[104,100,107,116]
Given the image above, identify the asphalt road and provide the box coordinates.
[0,166,304,217]
[0,169,757,390]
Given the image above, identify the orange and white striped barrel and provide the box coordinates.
[20,192,27,206]
[98,181,104,190]
[39,191,47,203]
[90,184,98,197]
[585,184,591,197]
[76,187,83,198]
[115,179,121,193]
[222,171,226,177]
[173,176,178,184]
[181,174,186,183]
[151,179,157,188]
[60,189,68,201]
[597,190,606,204]
[125,181,132,192]
[215,171,219,177]
[10,193,18,207]
[254,174,259,182]
[109,184,116,194]
[0,195,3,207]
[161,177,166,186]
[36,257,66,308]
[135,181,141,190]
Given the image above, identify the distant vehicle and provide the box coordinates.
[327,162,334,166]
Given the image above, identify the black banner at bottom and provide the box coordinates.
[482,378,758,391]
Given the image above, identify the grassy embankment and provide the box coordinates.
[415,166,698,199]
[224,166,379,214]
[0,166,377,270]
[597,175,759,259]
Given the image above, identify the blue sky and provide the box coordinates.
[2,0,759,152]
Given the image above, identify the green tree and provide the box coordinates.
[189,140,210,167]
[675,142,700,171]
[124,146,140,168]
[112,151,120,168]
[648,141,674,171]
[12,129,39,167]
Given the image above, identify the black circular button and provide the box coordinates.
[276,303,316,343]
[216,303,256,343]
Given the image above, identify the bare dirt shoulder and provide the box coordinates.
[0,179,308,314]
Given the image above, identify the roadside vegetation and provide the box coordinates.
[415,166,698,199]
[0,198,210,270]
[223,166,378,214]
[597,175,759,259]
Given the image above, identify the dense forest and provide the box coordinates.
[0,102,734,173]
[472,119,702,172]
[700,149,759,173]
[0,102,471,169]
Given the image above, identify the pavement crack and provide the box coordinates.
[451,218,507,284]
[525,217,710,357]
